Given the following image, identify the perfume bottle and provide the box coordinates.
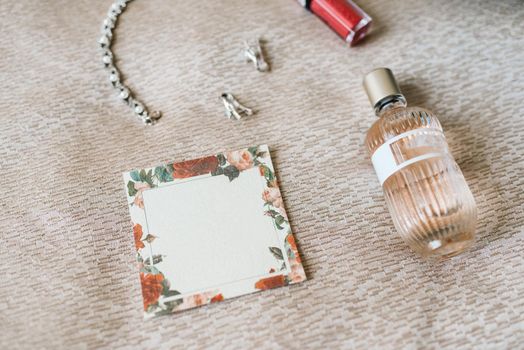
[295,0,372,45]
[363,68,477,258]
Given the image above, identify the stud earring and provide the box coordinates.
[220,93,253,121]
[243,39,269,72]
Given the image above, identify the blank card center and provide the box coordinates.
[142,167,280,294]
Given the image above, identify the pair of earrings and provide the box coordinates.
[220,39,269,121]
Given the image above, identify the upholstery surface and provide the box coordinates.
[0,0,523,349]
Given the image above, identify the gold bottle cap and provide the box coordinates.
[362,67,403,108]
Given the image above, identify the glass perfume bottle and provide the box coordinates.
[363,68,477,258]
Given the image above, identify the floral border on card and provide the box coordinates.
[123,145,306,319]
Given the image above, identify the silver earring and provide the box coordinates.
[243,39,269,72]
[220,93,253,121]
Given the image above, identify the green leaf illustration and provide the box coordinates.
[223,165,240,181]
[217,153,226,166]
[211,167,224,176]
[265,209,279,218]
[269,247,284,260]
[146,304,158,313]
[144,254,163,265]
[139,169,147,181]
[127,181,137,196]
[130,170,141,182]
[248,146,259,157]
[160,278,172,295]
[275,215,286,230]
[154,166,164,180]
[164,290,181,297]
[141,265,160,275]
[143,234,157,243]
[159,298,183,314]
[257,150,268,158]
[155,166,173,183]
[259,164,274,182]
[144,169,154,186]
[275,215,286,226]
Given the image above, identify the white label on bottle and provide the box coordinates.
[371,128,447,186]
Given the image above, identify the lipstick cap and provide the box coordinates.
[305,0,372,45]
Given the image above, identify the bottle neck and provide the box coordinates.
[374,95,407,116]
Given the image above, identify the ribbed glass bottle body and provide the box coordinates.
[366,105,477,258]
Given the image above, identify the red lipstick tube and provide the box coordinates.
[296,0,372,45]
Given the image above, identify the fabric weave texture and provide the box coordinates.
[0,0,523,349]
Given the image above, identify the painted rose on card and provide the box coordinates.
[172,155,219,179]
[133,223,145,250]
[226,149,254,171]
[140,272,165,311]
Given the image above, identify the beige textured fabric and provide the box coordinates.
[1,0,523,349]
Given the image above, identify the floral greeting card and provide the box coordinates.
[123,145,306,319]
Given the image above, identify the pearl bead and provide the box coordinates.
[102,55,111,64]
[109,74,118,82]
[103,18,114,28]
[99,35,109,46]
[120,89,129,99]
[135,105,144,114]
